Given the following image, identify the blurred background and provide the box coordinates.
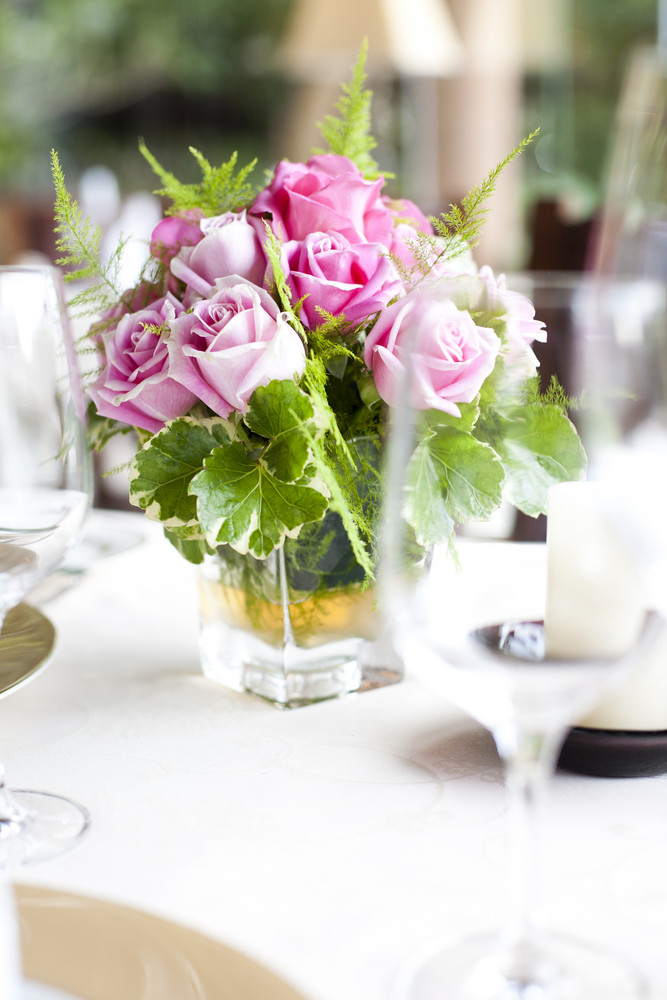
[0,0,658,276]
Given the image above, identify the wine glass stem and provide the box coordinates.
[0,768,30,842]
[495,726,563,972]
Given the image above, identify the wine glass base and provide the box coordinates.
[397,930,647,1000]
[1,790,90,866]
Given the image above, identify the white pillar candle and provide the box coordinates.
[581,627,667,730]
[544,481,646,660]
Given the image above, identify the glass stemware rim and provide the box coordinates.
[0,264,61,276]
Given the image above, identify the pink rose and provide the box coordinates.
[167,277,306,418]
[251,154,394,248]
[282,231,402,329]
[88,293,196,434]
[384,197,433,234]
[476,266,545,383]
[90,280,164,349]
[170,211,266,306]
[363,283,500,416]
[150,211,204,267]
[372,197,435,272]
[478,266,546,345]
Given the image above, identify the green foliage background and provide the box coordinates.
[0,0,658,242]
[523,0,656,213]
[0,0,292,192]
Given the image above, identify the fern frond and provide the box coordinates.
[139,141,257,216]
[418,128,540,276]
[308,319,359,367]
[527,374,580,412]
[50,149,126,313]
[261,224,315,349]
[314,40,386,180]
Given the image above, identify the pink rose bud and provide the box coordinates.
[150,211,204,267]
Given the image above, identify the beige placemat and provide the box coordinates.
[0,605,55,696]
[17,885,309,1000]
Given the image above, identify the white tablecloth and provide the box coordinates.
[5,510,667,1000]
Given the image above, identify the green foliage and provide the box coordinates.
[498,405,587,516]
[139,142,258,215]
[528,373,579,413]
[262,224,306,330]
[261,223,375,574]
[191,444,329,559]
[128,384,333,562]
[406,428,505,545]
[244,381,318,482]
[436,129,540,249]
[163,528,214,565]
[314,40,385,180]
[50,149,126,314]
[129,417,232,526]
[87,406,135,452]
[409,130,540,279]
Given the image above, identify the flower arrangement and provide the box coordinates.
[51,47,585,587]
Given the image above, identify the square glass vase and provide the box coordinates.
[196,514,400,708]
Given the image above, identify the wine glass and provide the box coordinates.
[591,44,667,282]
[0,265,92,865]
[380,272,666,1000]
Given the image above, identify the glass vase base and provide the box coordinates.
[199,620,401,708]
[396,931,647,1000]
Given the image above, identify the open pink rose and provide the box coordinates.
[88,293,196,434]
[251,154,394,248]
[363,283,500,416]
[167,277,306,418]
[282,231,402,329]
[170,211,266,306]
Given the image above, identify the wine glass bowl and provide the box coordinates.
[0,265,91,865]
[381,271,666,999]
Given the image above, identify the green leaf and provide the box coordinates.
[405,442,455,545]
[190,442,329,559]
[163,527,214,565]
[499,406,587,517]
[244,381,317,482]
[407,427,505,544]
[129,417,231,525]
[423,400,481,435]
